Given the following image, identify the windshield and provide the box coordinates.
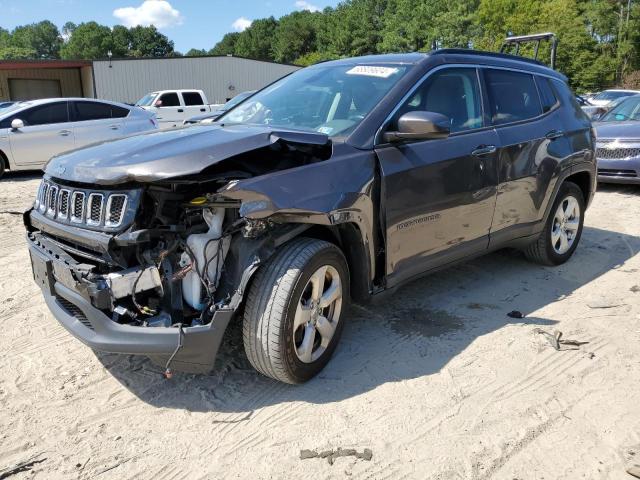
[600,95,640,122]
[0,102,31,117]
[594,91,636,101]
[218,64,411,137]
[135,93,158,107]
[223,91,254,110]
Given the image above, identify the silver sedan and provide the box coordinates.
[595,95,640,185]
[0,98,158,178]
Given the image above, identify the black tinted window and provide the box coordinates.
[536,77,558,113]
[158,92,180,107]
[182,92,204,106]
[20,102,68,126]
[111,105,130,118]
[485,69,542,125]
[74,102,112,121]
[392,68,483,133]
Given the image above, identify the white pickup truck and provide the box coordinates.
[135,89,223,129]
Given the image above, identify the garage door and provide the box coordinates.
[8,78,62,101]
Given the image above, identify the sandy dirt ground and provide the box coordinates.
[1,172,639,480]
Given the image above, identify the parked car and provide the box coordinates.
[0,101,15,110]
[582,96,626,120]
[588,89,640,107]
[25,50,595,383]
[135,89,223,129]
[594,94,640,184]
[183,90,256,125]
[0,98,158,178]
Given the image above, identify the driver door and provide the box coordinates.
[7,101,74,167]
[375,67,499,287]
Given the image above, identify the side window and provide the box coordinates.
[74,101,112,121]
[536,76,558,113]
[19,103,69,126]
[182,92,204,106]
[111,105,130,118]
[485,69,542,125]
[391,68,483,133]
[158,92,180,107]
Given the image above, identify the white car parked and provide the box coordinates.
[588,89,640,107]
[0,98,158,178]
[135,89,223,129]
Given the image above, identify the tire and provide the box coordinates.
[0,155,5,179]
[243,237,350,384]
[524,181,585,266]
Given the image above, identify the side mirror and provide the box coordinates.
[154,100,163,108]
[11,118,24,130]
[383,111,451,143]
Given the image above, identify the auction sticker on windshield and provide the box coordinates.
[346,66,400,78]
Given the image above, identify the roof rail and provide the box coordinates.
[501,33,557,69]
[430,48,548,68]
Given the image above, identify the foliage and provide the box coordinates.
[622,70,640,89]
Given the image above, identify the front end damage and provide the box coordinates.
[26,127,378,375]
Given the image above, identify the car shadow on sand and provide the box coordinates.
[1,170,43,183]
[96,224,640,412]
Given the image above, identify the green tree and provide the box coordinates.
[0,46,38,59]
[234,17,277,60]
[10,20,61,58]
[59,21,112,59]
[272,11,319,63]
[185,48,207,56]
[210,32,240,55]
[128,25,174,57]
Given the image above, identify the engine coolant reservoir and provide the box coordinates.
[181,208,230,310]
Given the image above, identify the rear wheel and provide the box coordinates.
[0,155,6,179]
[243,238,349,384]
[524,181,585,265]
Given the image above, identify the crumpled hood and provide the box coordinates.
[594,121,640,140]
[45,124,330,185]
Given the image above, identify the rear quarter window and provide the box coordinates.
[74,102,112,121]
[111,105,130,118]
[535,76,558,113]
[484,69,542,125]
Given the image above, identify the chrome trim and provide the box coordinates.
[104,194,128,228]
[46,185,58,217]
[38,183,49,213]
[86,193,104,226]
[70,191,85,224]
[58,189,70,220]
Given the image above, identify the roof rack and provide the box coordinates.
[430,48,548,68]
[501,33,557,69]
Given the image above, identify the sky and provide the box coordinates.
[0,0,341,53]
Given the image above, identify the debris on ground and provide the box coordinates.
[0,454,46,480]
[533,329,589,351]
[507,310,524,319]
[300,448,373,465]
[627,465,640,478]
[587,298,626,309]
[630,285,640,293]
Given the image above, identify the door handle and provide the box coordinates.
[545,129,565,140]
[200,108,206,112]
[58,130,71,137]
[109,124,120,130]
[471,145,497,157]
[177,109,184,113]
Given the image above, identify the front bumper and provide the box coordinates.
[27,232,233,374]
[597,157,640,184]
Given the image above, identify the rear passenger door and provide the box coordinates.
[180,91,208,119]
[70,101,125,148]
[376,67,500,287]
[484,69,568,243]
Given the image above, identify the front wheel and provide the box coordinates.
[242,238,349,384]
[524,181,585,266]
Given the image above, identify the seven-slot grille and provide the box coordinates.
[35,181,129,229]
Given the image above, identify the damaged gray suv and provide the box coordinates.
[26,50,596,384]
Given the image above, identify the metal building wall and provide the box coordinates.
[92,56,300,104]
